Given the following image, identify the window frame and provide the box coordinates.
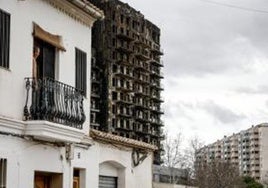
[0,8,11,70]
[75,48,87,96]
[0,158,7,188]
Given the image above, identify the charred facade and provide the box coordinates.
[90,0,164,164]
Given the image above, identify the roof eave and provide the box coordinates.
[90,129,158,151]
[68,0,105,20]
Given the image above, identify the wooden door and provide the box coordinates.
[34,175,50,188]
[73,177,79,188]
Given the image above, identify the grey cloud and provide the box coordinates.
[199,101,246,124]
[236,85,268,94]
[124,0,268,77]
[162,0,268,77]
[163,101,194,120]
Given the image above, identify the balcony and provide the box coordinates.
[134,62,150,72]
[116,45,133,55]
[150,119,164,126]
[150,82,164,91]
[114,84,133,93]
[135,114,150,123]
[134,102,150,110]
[134,37,151,49]
[150,59,164,67]
[151,94,164,103]
[135,50,150,61]
[116,28,134,41]
[115,98,133,106]
[91,78,100,84]
[91,89,101,98]
[150,69,164,79]
[23,77,85,142]
[115,122,133,132]
[151,106,164,114]
[116,111,132,119]
[151,43,164,55]
[114,71,133,80]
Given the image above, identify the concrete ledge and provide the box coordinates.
[25,120,85,143]
[0,116,25,135]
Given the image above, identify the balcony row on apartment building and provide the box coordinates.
[89,0,165,165]
[0,0,159,188]
[196,123,268,183]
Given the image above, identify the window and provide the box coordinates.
[120,15,124,24]
[0,9,10,69]
[112,92,117,100]
[0,158,7,188]
[75,48,87,95]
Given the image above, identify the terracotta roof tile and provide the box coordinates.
[90,129,158,151]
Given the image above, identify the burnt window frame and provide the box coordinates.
[0,9,10,69]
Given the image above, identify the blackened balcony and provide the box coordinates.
[116,28,134,41]
[150,82,164,91]
[151,106,164,114]
[150,59,163,67]
[135,50,150,61]
[134,62,150,72]
[116,45,133,54]
[150,69,164,79]
[134,37,151,49]
[24,77,85,129]
[114,71,134,80]
[151,43,164,55]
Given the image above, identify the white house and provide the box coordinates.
[0,0,156,188]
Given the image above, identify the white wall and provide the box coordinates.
[0,134,70,188]
[153,182,197,188]
[0,0,93,134]
[97,142,153,188]
[0,134,154,188]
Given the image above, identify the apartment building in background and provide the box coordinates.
[196,123,268,183]
[90,0,165,164]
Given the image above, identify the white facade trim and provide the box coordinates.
[25,120,85,143]
[0,116,85,143]
[42,0,104,26]
[0,116,25,135]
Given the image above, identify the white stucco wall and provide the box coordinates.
[0,134,69,188]
[0,0,92,134]
[96,142,153,188]
[153,182,197,188]
[0,134,154,188]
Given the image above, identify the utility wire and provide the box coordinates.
[200,0,268,14]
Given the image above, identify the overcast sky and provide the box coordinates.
[122,0,268,145]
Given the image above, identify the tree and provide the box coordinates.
[163,131,183,169]
[243,176,263,188]
[162,131,184,184]
[183,136,204,180]
[195,160,245,188]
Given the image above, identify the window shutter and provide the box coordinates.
[0,9,10,69]
[75,48,87,95]
[0,158,7,188]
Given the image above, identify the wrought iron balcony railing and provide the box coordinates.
[24,77,85,129]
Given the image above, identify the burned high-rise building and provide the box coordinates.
[90,0,164,164]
